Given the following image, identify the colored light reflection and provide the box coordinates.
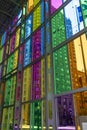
[58,126,76,130]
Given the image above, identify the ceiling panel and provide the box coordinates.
[0,0,26,36]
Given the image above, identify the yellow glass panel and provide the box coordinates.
[41,59,45,97]
[15,28,20,48]
[22,67,31,102]
[42,101,46,130]
[73,91,87,129]
[21,103,30,127]
[47,55,52,93]
[28,0,34,13]
[1,107,13,130]
[48,100,52,119]
[68,35,87,89]
[13,50,18,69]
[33,5,41,31]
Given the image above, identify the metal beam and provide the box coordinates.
[9,0,21,7]
[0,9,12,18]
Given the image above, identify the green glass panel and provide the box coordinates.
[1,107,13,130]
[3,60,7,76]
[51,9,66,47]
[0,47,3,63]
[21,24,25,44]
[53,46,71,94]
[9,76,16,105]
[80,0,87,27]
[1,108,8,130]
[4,76,16,106]
[30,102,41,130]
[4,79,12,106]
[7,54,14,73]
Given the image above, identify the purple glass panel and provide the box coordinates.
[32,62,41,100]
[11,16,18,33]
[10,33,16,54]
[15,107,20,120]
[51,0,62,14]
[32,30,41,60]
[2,45,6,61]
[56,95,75,129]
[0,65,2,79]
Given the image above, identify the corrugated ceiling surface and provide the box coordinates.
[0,0,26,36]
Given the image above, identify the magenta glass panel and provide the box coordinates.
[10,33,16,54]
[51,0,62,14]
[16,72,22,100]
[3,46,6,60]
[11,16,18,33]
[0,65,2,79]
[32,30,41,61]
[32,62,41,100]
[56,95,76,129]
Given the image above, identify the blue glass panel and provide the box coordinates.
[25,15,32,39]
[41,27,44,55]
[24,39,32,67]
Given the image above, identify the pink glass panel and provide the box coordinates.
[51,0,62,14]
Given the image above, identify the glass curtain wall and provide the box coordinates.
[0,0,87,130]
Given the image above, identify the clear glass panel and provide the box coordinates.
[64,0,84,38]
